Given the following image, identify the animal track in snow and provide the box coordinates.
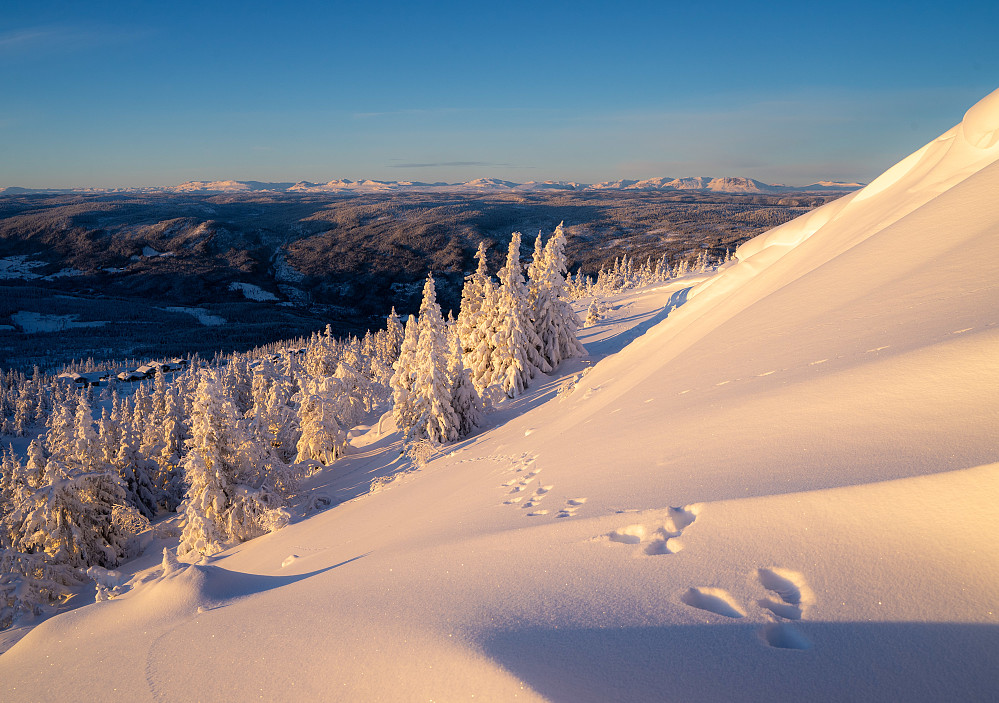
[761,622,811,650]
[756,567,814,650]
[557,497,588,518]
[680,587,745,618]
[506,475,537,493]
[522,485,554,510]
[600,505,698,556]
[756,567,813,621]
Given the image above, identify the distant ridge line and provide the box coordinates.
[0,177,865,196]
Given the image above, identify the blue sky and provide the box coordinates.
[1,1,996,188]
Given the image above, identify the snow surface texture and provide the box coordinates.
[3,89,999,702]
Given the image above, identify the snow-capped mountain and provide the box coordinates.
[165,176,862,194]
[172,180,297,193]
[0,178,863,196]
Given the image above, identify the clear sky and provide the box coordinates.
[2,0,996,188]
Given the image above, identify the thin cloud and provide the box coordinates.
[0,28,58,50]
[0,24,148,57]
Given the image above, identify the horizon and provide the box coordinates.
[0,174,868,192]
[2,1,997,189]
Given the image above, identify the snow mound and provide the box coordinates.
[961,86,999,149]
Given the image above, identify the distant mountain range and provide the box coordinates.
[0,177,864,196]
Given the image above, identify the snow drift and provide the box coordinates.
[2,89,998,702]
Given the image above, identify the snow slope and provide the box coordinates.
[2,88,998,702]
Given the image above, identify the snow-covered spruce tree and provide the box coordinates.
[390,314,420,439]
[4,460,129,569]
[491,232,550,398]
[0,448,28,520]
[23,439,46,490]
[408,274,459,444]
[247,363,300,466]
[383,307,405,363]
[111,415,159,520]
[1,548,84,630]
[177,370,288,560]
[43,397,75,466]
[448,328,483,439]
[458,244,501,396]
[538,222,585,366]
[155,387,187,511]
[294,376,349,467]
[456,241,492,350]
[584,299,601,327]
[304,325,339,379]
[71,396,101,473]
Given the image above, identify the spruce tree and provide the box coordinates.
[410,275,459,444]
[448,329,483,438]
[295,377,349,466]
[178,370,288,560]
[539,222,585,365]
[491,232,550,397]
[458,244,500,396]
[390,314,420,438]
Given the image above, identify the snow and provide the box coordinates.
[0,257,83,281]
[164,307,226,326]
[228,282,278,301]
[3,88,999,701]
[0,256,44,280]
[10,312,106,334]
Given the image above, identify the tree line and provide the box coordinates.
[0,224,591,628]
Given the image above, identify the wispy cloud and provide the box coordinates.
[0,28,58,50]
[0,24,147,57]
